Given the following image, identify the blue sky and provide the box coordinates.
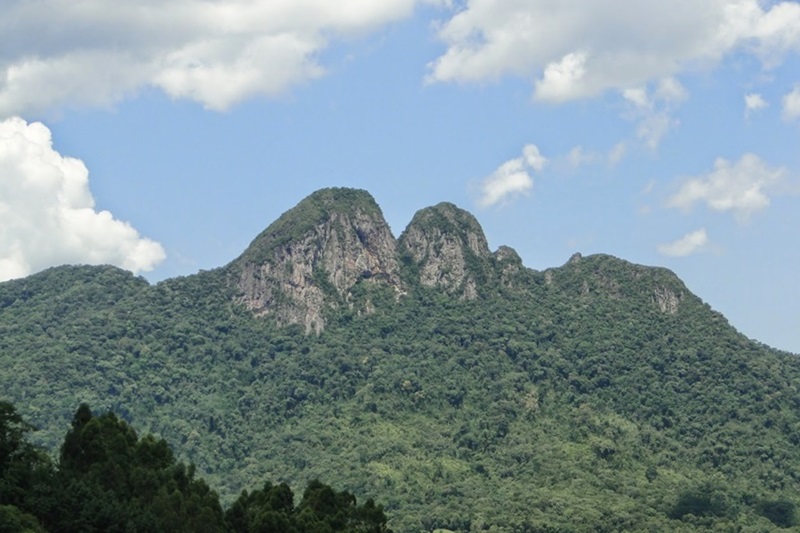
[1,0,799,353]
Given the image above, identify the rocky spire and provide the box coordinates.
[399,202,492,299]
[230,188,401,333]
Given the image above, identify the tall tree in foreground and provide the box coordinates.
[43,403,227,533]
[0,401,51,532]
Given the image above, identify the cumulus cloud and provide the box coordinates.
[0,0,431,115]
[783,85,800,120]
[477,144,546,207]
[667,153,786,221]
[745,92,768,116]
[657,228,708,257]
[428,1,800,101]
[0,117,165,281]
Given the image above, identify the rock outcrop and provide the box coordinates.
[230,188,401,333]
[228,188,696,331]
[652,286,683,314]
[494,245,525,287]
[399,202,492,299]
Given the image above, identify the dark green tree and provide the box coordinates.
[228,479,391,533]
[756,498,796,528]
[0,402,52,530]
[45,404,227,533]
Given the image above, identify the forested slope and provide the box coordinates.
[1,188,799,532]
[0,401,391,533]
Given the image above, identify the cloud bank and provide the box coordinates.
[428,1,800,102]
[658,228,708,257]
[4,1,798,117]
[0,0,435,115]
[0,117,165,281]
[667,153,786,221]
[477,144,546,207]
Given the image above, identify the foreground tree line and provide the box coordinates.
[0,401,391,533]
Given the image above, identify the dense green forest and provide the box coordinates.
[0,401,390,532]
[2,188,800,531]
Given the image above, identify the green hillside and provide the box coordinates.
[1,188,799,532]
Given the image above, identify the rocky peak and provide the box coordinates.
[227,188,701,331]
[399,202,492,299]
[549,253,689,314]
[230,188,401,333]
[494,245,525,287]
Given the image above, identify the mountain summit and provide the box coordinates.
[400,202,493,300]
[228,188,695,333]
[229,188,528,332]
[231,188,401,333]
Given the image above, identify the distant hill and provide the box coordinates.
[2,187,799,532]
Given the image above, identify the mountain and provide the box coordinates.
[2,187,800,532]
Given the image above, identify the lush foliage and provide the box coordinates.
[2,233,800,530]
[0,402,390,533]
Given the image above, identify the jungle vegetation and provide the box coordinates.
[0,401,390,533]
[2,191,800,531]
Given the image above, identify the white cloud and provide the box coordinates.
[655,77,689,104]
[622,88,650,109]
[0,117,165,281]
[428,1,800,101]
[623,77,687,148]
[534,52,590,102]
[783,85,800,120]
[744,92,768,116]
[0,0,425,115]
[657,228,708,257]
[477,144,546,207]
[667,153,786,220]
[522,143,547,171]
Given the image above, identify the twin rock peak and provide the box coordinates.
[229,188,523,333]
[228,187,685,334]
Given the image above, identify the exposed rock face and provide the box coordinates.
[399,202,491,299]
[653,286,683,314]
[494,245,524,287]
[231,189,401,333]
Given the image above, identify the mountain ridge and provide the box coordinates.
[223,187,708,335]
[2,187,799,531]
